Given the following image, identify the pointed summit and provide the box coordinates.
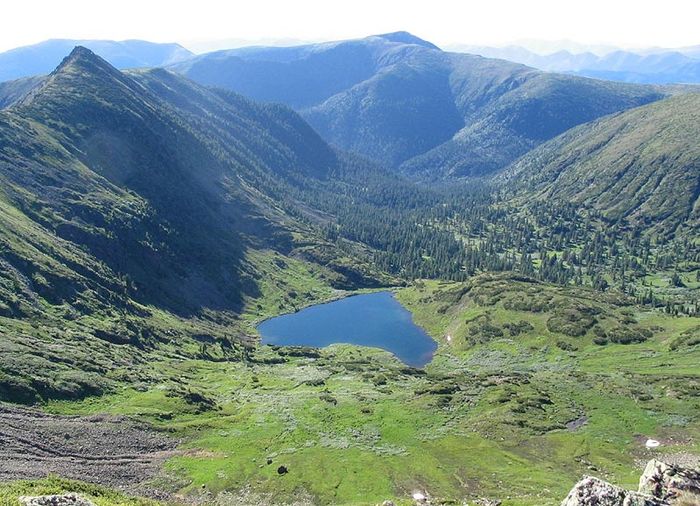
[52,45,125,79]
[375,31,440,50]
[16,45,147,111]
[63,45,96,61]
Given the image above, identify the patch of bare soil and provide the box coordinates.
[0,403,179,498]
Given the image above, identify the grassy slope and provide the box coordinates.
[7,274,689,506]
[501,93,700,238]
[0,477,157,506]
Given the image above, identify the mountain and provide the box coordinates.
[677,44,700,59]
[447,44,601,71]
[500,93,700,237]
[0,76,45,108]
[451,44,700,84]
[0,39,193,81]
[171,32,666,178]
[0,46,404,401]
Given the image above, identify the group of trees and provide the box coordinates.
[250,152,698,312]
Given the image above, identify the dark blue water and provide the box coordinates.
[257,291,437,367]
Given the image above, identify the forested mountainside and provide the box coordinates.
[501,92,700,238]
[1,47,699,406]
[172,32,665,178]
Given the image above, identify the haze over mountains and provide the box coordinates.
[171,32,666,178]
[451,43,700,84]
[0,32,697,208]
[0,39,193,82]
[1,32,678,179]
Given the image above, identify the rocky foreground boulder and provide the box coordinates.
[19,493,95,506]
[639,459,700,503]
[562,460,700,506]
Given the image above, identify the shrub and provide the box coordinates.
[605,326,652,345]
[546,305,598,337]
[467,316,504,344]
[503,320,534,336]
[669,326,700,350]
[0,372,39,404]
[556,340,578,352]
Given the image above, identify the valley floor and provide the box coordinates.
[2,274,699,506]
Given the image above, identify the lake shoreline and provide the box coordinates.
[256,290,438,367]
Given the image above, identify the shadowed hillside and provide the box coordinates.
[0,47,398,402]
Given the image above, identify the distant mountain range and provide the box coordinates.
[0,39,193,81]
[449,44,700,84]
[171,32,666,178]
[3,33,696,183]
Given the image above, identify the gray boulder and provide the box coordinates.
[562,460,700,506]
[19,494,95,506]
[639,460,700,503]
[561,476,666,506]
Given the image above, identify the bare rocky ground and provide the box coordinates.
[0,403,179,499]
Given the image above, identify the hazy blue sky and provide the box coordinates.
[1,0,698,52]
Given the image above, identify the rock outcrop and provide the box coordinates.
[562,460,700,506]
[561,476,665,506]
[19,493,95,506]
[638,460,700,503]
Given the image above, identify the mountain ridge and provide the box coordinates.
[450,43,700,84]
[0,45,385,401]
[171,32,668,178]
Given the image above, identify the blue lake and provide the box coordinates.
[257,291,437,367]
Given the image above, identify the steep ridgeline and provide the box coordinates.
[0,39,193,82]
[0,47,396,402]
[4,46,342,315]
[500,93,700,238]
[172,32,666,178]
